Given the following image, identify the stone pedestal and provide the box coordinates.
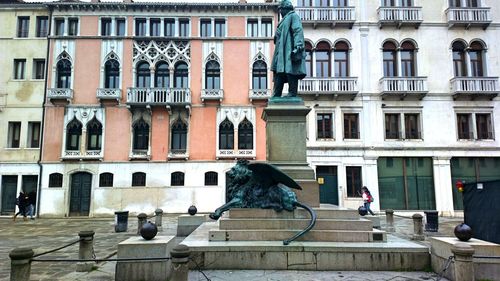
[115,236,175,281]
[262,100,319,207]
[177,214,206,236]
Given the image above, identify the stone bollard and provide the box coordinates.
[155,208,163,227]
[451,242,475,281]
[77,230,95,272]
[385,209,395,232]
[411,213,425,241]
[170,244,190,281]
[9,247,34,281]
[137,213,147,235]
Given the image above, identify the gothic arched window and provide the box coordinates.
[87,118,102,150]
[219,118,234,149]
[57,59,72,88]
[133,118,149,150]
[205,60,221,89]
[104,59,120,88]
[238,118,253,150]
[66,118,82,150]
[252,60,267,90]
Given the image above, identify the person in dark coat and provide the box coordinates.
[13,192,29,221]
[271,0,307,98]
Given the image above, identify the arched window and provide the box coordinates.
[155,62,169,88]
[87,118,102,150]
[133,118,149,150]
[136,62,150,87]
[104,59,120,88]
[48,173,63,188]
[315,41,331,78]
[334,41,349,77]
[452,41,467,77]
[238,118,253,150]
[205,172,218,186]
[219,118,234,149]
[99,173,113,187]
[383,41,397,77]
[171,119,187,151]
[132,172,146,186]
[174,62,188,88]
[56,59,72,88]
[469,41,484,77]
[252,60,267,90]
[205,60,220,89]
[66,118,82,151]
[297,0,313,7]
[315,0,329,7]
[171,172,184,186]
[400,41,416,77]
[305,42,313,78]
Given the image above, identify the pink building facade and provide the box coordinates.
[39,1,276,217]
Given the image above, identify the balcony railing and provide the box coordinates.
[48,88,73,101]
[127,88,191,106]
[96,88,121,101]
[201,89,223,102]
[168,149,188,159]
[216,149,255,159]
[249,89,272,101]
[296,7,356,26]
[446,8,491,29]
[298,77,358,99]
[378,7,423,28]
[450,77,499,100]
[130,149,150,160]
[62,150,103,160]
[379,77,428,99]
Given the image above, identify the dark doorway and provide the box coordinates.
[316,166,338,205]
[22,175,38,194]
[1,176,18,215]
[69,172,92,216]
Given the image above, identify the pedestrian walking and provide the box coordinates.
[13,192,29,221]
[27,191,36,220]
[361,186,375,216]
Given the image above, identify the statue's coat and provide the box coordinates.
[271,10,307,78]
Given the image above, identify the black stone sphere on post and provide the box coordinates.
[188,205,197,216]
[454,223,473,241]
[140,221,158,240]
[358,206,367,216]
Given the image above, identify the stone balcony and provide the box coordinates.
[96,88,121,102]
[201,89,223,102]
[130,149,150,160]
[126,88,191,107]
[379,77,428,100]
[48,88,73,102]
[450,77,499,100]
[61,150,103,160]
[298,77,358,100]
[377,6,423,28]
[249,89,272,101]
[216,149,255,160]
[168,149,189,160]
[446,7,491,29]
[296,7,356,28]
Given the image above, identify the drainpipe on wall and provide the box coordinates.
[36,5,52,218]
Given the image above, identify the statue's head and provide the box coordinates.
[278,0,294,17]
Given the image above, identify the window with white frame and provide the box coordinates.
[104,59,120,88]
[343,113,359,139]
[317,112,333,139]
[99,17,126,36]
[246,18,273,37]
[66,118,82,151]
[383,40,417,77]
[27,121,41,148]
[452,40,486,77]
[36,16,48,37]
[7,122,21,148]
[53,17,79,36]
[449,0,480,8]
[384,111,422,140]
[200,18,226,38]
[456,111,494,140]
[17,16,29,38]
[13,59,26,80]
[134,18,190,37]
[33,59,45,80]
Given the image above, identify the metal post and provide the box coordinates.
[9,248,34,281]
[451,242,475,281]
[170,244,190,281]
[411,213,424,241]
[155,208,163,227]
[137,213,147,235]
[385,209,395,232]
[76,230,95,272]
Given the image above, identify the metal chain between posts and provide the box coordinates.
[189,257,211,281]
[436,255,454,281]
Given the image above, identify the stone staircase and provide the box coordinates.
[209,206,386,243]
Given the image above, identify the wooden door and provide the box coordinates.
[1,176,18,215]
[69,172,92,216]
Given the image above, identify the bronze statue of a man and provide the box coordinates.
[271,0,307,98]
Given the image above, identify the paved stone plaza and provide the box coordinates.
[0,213,461,280]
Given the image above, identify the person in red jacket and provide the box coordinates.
[361,186,375,216]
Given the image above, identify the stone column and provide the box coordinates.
[412,213,424,241]
[137,213,147,235]
[77,230,95,272]
[170,244,190,281]
[385,209,395,232]
[155,208,163,227]
[433,156,454,216]
[451,242,475,281]
[9,248,34,281]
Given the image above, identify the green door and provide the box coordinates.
[69,172,92,216]
[316,166,338,205]
[22,175,38,194]
[1,176,18,215]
